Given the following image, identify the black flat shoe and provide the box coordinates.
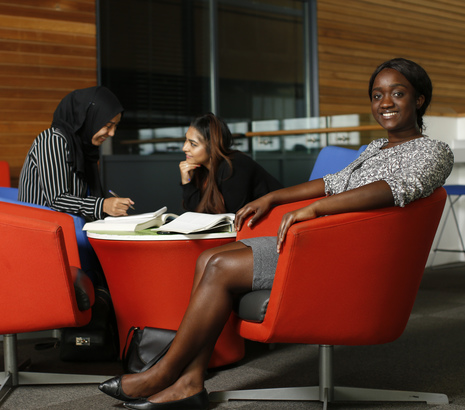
[98,376,142,401]
[123,388,209,410]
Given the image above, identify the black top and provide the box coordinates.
[182,152,283,213]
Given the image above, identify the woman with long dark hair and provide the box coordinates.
[180,112,282,214]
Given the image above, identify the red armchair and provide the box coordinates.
[0,204,110,400]
[0,188,104,284]
[210,187,448,406]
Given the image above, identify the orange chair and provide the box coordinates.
[0,188,104,284]
[210,187,448,407]
[0,161,11,187]
[0,205,111,401]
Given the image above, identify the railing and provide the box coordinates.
[119,124,383,146]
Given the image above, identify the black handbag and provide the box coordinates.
[122,326,176,374]
[60,287,119,362]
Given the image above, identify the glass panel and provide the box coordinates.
[282,117,325,152]
[251,120,281,154]
[326,115,361,146]
[227,121,250,152]
[99,0,210,154]
[247,114,383,158]
[98,0,306,155]
[217,0,305,121]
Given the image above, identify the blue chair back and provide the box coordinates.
[0,187,19,201]
[309,145,367,181]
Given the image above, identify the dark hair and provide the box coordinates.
[368,58,432,131]
[188,112,235,214]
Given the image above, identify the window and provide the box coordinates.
[98,0,314,154]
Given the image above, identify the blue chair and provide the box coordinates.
[0,187,18,201]
[309,145,367,180]
[432,184,465,264]
[0,187,101,283]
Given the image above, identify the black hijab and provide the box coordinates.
[51,86,124,197]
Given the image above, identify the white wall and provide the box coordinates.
[424,115,465,266]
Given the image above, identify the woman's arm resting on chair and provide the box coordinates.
[276,180,394,252]
[235,178,326,231]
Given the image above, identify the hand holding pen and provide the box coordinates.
[103,190,135,216]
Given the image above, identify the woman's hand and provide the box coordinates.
[276,205,317,253]
[179,161,200,184]
[103,197,134,216]
[235,195,273,231]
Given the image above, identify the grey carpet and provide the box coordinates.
[1,263,464,409]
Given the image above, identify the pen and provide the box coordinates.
[108,190,135,210]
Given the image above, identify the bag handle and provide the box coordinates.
[122,326,139,363]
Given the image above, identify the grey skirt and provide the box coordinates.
[239,236,279,290]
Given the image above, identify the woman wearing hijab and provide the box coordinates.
[18,86,133,220]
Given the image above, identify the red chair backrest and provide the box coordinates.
[0,161,11,187]
[0,213,91,334]
[0,202,81,268]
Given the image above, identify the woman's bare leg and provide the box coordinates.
[120,241,253,400]
[191,240,246,293]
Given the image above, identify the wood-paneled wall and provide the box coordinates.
[0,0,96,186]
[1,0,465,186]
[317,0,465,116]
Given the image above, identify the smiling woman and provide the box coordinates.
[18,86,133,220]
[98,59,454,410]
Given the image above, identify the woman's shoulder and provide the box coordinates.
[367,136,452,152]
[229,150,251,161]
[227,151,260,167]
[218,151,267,180]
[33,127,69,150]
[35,127,66,141]
[415,136,451,148]
[395,137,454,169]
[406,136,453,156]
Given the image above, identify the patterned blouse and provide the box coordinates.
[323,137,454,207]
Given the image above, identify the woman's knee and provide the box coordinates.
[195,246,221,274]
[201,248,253,289]
[196,242,247,273]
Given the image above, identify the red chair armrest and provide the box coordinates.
[237,198,322,240]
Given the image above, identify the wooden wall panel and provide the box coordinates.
[1,0,465,186]
[317,0,465,117]
[0,0,96,187]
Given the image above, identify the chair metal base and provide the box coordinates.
[209,385,448,405]
[1,334,112,404]
[0,371,110,402]
[209,345,448,408]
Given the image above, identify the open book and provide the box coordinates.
[82,206,178,232]
[153,212,235,235]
